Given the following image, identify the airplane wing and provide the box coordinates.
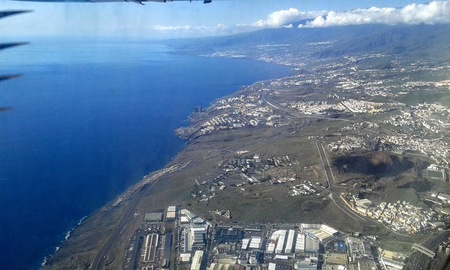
[0,42,29,51]
[13,0,214,3]
[1,0,214,109]
[0,75,22,81]
[0,10,31,19]
[0,11,29,87]
[0,42,27,82]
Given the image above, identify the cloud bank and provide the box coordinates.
[121,0,450,38]
[252,8,324,28]
[111,0,450,38]
[145,24,238,38]
[254,1,450,29]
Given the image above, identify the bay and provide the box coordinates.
[0,38,291,269]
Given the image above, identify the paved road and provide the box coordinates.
[261,90,351,122]
[316,141,333,188]
[315,141,368,222]
[403,232,450,270]
[328,193,366,222]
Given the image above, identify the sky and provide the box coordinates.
[0,0,449,39]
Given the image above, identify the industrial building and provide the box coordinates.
[166,206,177,221]
[300,224,337,242]
[179,253,192,263]
[191,226,208,249]
[266,229,297,255]
[179,209,210,251]
[191,250,204,270]
[144,212,163,223]
[216,226,244,243]
[266,226,329,255]
[208,262,235,270]
[285,230,294,254]
[143,234,159,262]
[324,253,347,265]
[294,257,318,270]
[295,233,305,253]
[248,237,262,250]
[267,230,284,254]
[304,234,320,253]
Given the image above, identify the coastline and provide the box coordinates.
[38,50,293,269]
[41,215,88,267]
[38,24,450,270]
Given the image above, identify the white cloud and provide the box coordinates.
[145,1,450,37]
[150,25,202,31]
[136,1,450,37]
[252,8,324,28]
[149,24,221,32]
[145,24,238,38]
[250,1,450,30]
[302,0,450,27]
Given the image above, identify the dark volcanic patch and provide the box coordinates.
[333,152,414,177]
[398,178,433,192]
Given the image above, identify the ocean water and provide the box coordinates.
[0,38,290,269]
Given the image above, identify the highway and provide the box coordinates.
[315,141,368,222]
[260,82,450,269]
[260,90,351,122]
[327,193,366,222]
[412,243,435,258]
[404,231,450,270]
[316,141,333,188]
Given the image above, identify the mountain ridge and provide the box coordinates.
[168,23,450,59]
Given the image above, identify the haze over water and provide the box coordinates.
[0,38,291,269]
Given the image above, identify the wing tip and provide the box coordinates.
[0,10,33,19]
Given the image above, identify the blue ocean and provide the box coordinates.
[0,38,290,269]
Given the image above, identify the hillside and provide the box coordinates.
[168,23,450,60]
